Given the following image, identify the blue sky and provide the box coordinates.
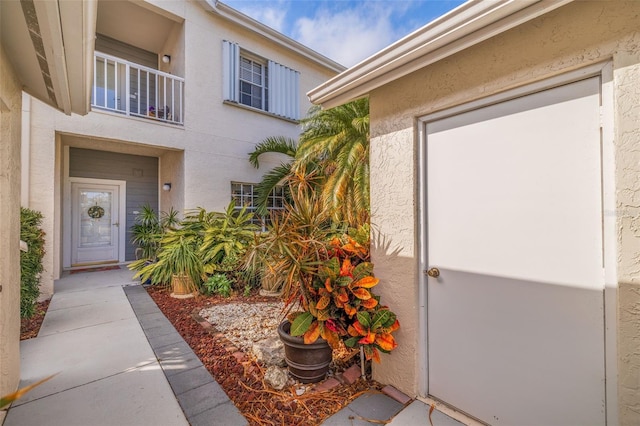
[224,0,467,67]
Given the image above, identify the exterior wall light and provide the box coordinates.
[162,54,171,64]
[162,183,171,191]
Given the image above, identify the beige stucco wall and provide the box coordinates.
[0,44,23,417]
[367,2,640,423]
[25,0,338,298]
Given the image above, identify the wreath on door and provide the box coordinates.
[88,205,105,219]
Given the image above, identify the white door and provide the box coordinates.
[425,77,605,425]
[71,182,121,265]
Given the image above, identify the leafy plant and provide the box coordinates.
[288,225,400,362]
[242,188,339,300]
[20,207,46,318]
[296,98,370,226]
[203,274,232,298]
[130,205,179,263]
[134,230,203,289]
[248,136,298,216]
[200,202,258,276]
[131,202,257,293]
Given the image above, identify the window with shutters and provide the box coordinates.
[222,40,300,121]
[239,55,268,110]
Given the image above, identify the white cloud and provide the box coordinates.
[230,2,288,33]
[292,3,403,67]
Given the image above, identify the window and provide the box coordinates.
[239,56,268,110]
[222,40,300,120]
[231,182,285,230]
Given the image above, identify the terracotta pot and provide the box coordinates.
[277,320,332,383]
[171,274,195,299]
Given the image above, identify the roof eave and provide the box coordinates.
[1,0,96,116]
[197,0,346,74]
[307,0,575,109]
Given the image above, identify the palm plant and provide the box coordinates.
[248,136,298,216]
[242,183,340,301]
[295,97,370,226]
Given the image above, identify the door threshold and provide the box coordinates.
[417,396,487,426]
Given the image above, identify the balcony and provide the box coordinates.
[92,52,184,125]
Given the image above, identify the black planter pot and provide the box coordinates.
[277,320,332,383]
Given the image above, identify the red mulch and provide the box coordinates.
[146,286,379,425]
[20,299,51,340]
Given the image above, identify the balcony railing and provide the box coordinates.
[92,52,184,125]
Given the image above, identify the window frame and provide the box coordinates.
[222,40,301,121]
[238,52,269,111]
[231,182,285,231]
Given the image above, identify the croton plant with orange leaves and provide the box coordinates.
[288,229,400,363]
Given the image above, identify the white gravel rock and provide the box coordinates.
[199,301,285,352]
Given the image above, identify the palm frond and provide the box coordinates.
[249,136,298,168]
[253,163,292,216]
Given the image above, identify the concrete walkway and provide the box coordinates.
[5,267,468,426]
[4,267,245,426]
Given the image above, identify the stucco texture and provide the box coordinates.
[0,44,23,406]
[367,2,640,423]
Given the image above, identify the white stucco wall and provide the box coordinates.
[367,2,640,423]
[0,44,23,415]
[24,0,337,298]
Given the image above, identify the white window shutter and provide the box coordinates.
[222,40,239,102]
[268,61,300,120]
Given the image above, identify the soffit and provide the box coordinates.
[1,0,96,115]
[96,0,180,54]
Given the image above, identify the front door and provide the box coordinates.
[425,77,606,424]
[71,181,122,266]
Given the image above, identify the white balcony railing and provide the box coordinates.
[92,52,184,125]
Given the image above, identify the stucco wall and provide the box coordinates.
[367,2,640,423]
[24,0,337,297]
[614,50,640,423]
[0,44,23,415]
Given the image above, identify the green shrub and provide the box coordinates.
[20,207,46,318]
[203,273,232,298]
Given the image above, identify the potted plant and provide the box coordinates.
[134,227,203,298]
[286,228,399,364]
[245,191,400,382]
[132,203,256,298]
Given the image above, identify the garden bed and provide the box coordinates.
[146,286,380,425]
[20,299,50,340]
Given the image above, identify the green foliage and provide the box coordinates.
[249,99,370,228]
[242,189,340,299]
[296,98,370,226]
[132,202,257,292]
[200,202,258,275]
[290,311,313,336]
[135,232,203,288]
[248,136,298,216]
[203,274,232,298]
[130,205,179,264]
[20,207,46,318]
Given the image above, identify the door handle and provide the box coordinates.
[112,222,119,227]
[425,267,440,278]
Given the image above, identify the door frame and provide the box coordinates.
[416,61,618,424]
[63,177,127,268]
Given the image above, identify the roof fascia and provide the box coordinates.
[308,0,575,108]
[197,0,345,73]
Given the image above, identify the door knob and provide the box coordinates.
[426,267,440,278]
